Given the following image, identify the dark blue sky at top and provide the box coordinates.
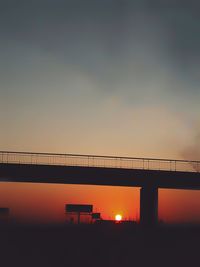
[1,0,200,91]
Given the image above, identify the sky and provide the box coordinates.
[0,0,200,223]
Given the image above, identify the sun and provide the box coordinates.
[115,214,122,222]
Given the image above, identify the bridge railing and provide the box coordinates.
[0,151,199,173]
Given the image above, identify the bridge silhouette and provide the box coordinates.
[0,151,200,226]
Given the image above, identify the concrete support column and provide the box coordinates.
[140,186,158,226]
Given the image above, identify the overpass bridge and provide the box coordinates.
[0,151,200,225]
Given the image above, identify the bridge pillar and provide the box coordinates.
[140,186,158,226]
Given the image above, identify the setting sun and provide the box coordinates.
[115,214,122,221]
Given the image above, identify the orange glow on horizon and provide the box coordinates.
[0,183,200,224]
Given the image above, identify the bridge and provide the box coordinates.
[0,151,200,226]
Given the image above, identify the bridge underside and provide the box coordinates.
[1,163,200,226]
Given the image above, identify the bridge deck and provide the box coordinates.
[0,151,200,190]
[1,163,200,190]
[0,151,199,173]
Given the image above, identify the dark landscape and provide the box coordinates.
[1,223,200,267]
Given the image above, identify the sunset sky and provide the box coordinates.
[0,0,200,223]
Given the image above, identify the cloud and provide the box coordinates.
[182,124,200,162]
[0,0,200,158]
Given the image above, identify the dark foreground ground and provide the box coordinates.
[0,223,200,267]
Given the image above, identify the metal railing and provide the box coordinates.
[0,151,199,173]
